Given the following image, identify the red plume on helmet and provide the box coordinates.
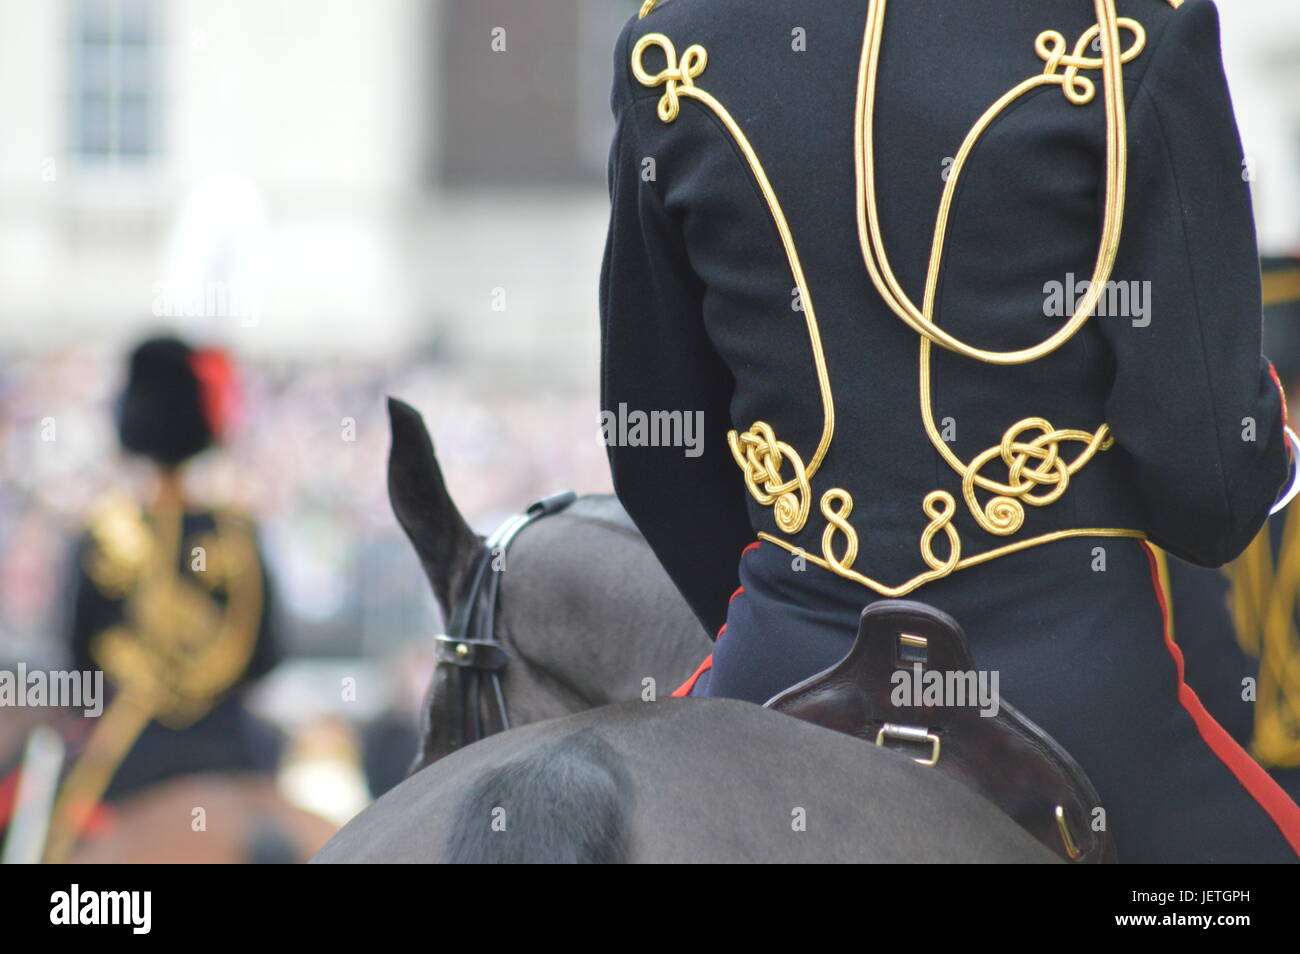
[189,346,241,441]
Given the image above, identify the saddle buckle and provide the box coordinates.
[875,722,941,767]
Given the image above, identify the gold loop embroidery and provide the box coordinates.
[920,491,962,574]
[961,419,1115,536]
[857,0,1133,365]
[729,423,811,534]
[631,31,837,514]
[821,489,859,572]
[626,5,1149,598]
[1036,19,1146,106]
[631,34,708,123]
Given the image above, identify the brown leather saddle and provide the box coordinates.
[765,599,1115,863]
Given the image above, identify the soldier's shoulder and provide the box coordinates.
[621,0,730,35]
[611,0,761,108]
[1118,0,1228,86]
[1121,0,1222,52]
[620,1,768,58]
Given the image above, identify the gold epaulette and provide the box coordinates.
[83,496,152,597]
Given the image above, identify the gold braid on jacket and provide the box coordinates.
[629,0,1185,595]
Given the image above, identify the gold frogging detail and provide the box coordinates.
[1035,19,1146,106]
[820,490,858,572]
[819,487,970,596]
[729,424,811,534]
[631,35,707,122]
[963,420,1115,536]
[629,3,1150,597]
[632,32,836,537]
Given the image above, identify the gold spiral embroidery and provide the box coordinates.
[631,33,708,123]
[962,419,1115,536]
[729,423,811,534]
[1035,19,1146,106]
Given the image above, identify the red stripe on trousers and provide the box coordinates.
[671,653,713,698]
[1142,541,1300,857]
[671,541,761,697]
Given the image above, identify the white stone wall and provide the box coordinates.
[0,0,1296,370]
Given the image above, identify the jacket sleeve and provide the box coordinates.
[599,54,755,637]
[1097,0,1291,568]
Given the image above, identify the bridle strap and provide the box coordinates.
[435,490,577,751]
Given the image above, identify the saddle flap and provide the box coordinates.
[764,601,978,740]
[765,599,1115,863]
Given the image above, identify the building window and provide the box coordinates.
[68,0,161,163]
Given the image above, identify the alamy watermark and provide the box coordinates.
[1043,272,1150,328]
[50,884,151,934]
[599,403,705,458]
[152,280,261,327]
[890,662,1001,718]
[0,665,103,717]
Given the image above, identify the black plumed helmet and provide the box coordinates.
[116,335,214,465]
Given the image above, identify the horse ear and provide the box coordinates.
[386,397,483,614]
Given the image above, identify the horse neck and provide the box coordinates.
[497,512,709,715]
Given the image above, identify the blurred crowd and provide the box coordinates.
[0,343,612,669]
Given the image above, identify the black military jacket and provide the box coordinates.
[600,0,1291,635]
[64,499,281,798]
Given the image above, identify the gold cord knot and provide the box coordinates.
[729,422,811,534]
[1035,19,1146,105]
[631,33,708,123]
[962,418,1113,535]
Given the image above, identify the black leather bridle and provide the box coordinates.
[432,490,577,750]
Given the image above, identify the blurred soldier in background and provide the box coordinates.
[1222,256,1300,797]
[40,335,283,861]
[1137,257,1300,803]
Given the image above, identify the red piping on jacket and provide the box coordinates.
[1268,361,1293,465]
[1142,541,1300,857]
[1269,361,1290,430]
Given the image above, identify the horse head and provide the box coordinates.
[386,396,711,774]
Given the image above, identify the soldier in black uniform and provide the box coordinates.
[1215,256,1300,798]
[44,336,281,860]
[601,0,1300,861]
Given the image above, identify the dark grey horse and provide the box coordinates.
[313,400,1055,863]
[317,697,1053,863]
[384,397,711,770]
